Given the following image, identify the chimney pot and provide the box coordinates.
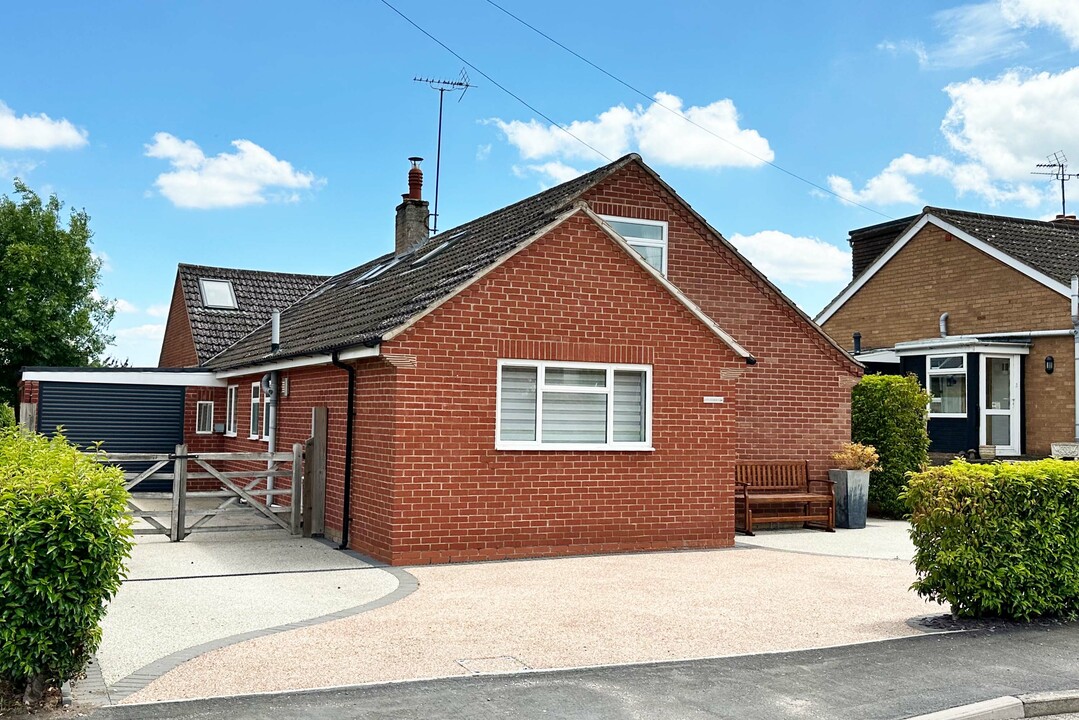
[1053,214,1079,223]
[396,157,430,255]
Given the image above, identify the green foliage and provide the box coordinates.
[905,459,1079,619]
[0,429,132,689]
[0,180,114,405]
[0,403,13,429]
[851,373,930,518]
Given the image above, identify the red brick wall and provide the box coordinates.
[583,163,861,482]
[380,212,741,565]
[159,276,199,368]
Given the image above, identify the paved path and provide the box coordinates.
[736,518,915,560]
[91,530,404,701]
[92,623,1079,719]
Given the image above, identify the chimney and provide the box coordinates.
[395,157,430,256]
[1052,214,1079,224]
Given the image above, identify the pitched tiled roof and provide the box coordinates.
[927,207,1079,285]
[177,264,328,365]
[207,156,638,369]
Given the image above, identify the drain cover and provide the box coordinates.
[456,656,531,674]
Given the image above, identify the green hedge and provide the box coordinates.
[0,429,132,692]
[905,459,1079,619]
[851,374,930,517]
[0,403,13,429]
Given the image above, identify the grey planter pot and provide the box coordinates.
[829,469,870,529]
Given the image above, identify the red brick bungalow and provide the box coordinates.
[21,154,861,565]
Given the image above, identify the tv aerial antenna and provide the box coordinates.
[413,69,476,235]
[1032,151,1078,217]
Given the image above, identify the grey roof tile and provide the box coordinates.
[178,264,328,365]
[207,156,637,369]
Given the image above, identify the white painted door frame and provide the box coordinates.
[979,354,1022,456]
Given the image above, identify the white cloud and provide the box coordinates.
[828,66,1079,208]
[729,231,851,285]
[475,143,492,161]
[112,298,138,314]
[109,323,166,367]
[491,92,773,173]
[0,158,40,178]
[146,304,170,318]
[513,161,584,186]
[878,2,1025,69]
[93,251,113,272]
[0,101,88,150]
[145,132,321,209]
[1002,0,1079,48]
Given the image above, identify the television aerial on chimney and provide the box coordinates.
[1032,151,1077,217]
[413,68,476,235]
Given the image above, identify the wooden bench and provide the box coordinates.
[735,461,835,536]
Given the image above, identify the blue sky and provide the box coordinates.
[3,1,1079,365]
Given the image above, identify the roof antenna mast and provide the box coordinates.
[413,69,475,235]
[1032,151,1077,217]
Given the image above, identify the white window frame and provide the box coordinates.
[926,354,967,419]
[600,215,669,276]
[195,401,214,435]
[225,385,238,437]
[198,278,238,309]
[262,389,271,442]
[249,383,261,439]
[978,354,1022,457]
[495,359,653,451]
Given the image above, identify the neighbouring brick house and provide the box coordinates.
[818,207,1079,459]
[21,154,860,564]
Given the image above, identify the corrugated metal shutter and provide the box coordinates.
[37,382,185,492]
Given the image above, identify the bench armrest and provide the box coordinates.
[808,477,835,486]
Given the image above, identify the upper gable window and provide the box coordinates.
[600,216,668,276]
[199,279,237,309]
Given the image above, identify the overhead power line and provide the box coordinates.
[481,0,892,220]
[378,0,613,163]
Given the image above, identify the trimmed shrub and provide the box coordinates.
[0,403,13,429]
[905,459,1079,619]
[0,429,132,695]
[851,374,930,517]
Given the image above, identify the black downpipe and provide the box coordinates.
[330,351,356,550]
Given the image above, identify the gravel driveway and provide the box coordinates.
[125,521,941,703]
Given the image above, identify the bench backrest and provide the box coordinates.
[735,461,809,491]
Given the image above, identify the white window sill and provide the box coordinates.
[929,413,967,419]
[248,435,261,440]
[195,430,212,435]
[224,432,237,438]
[495,442,654,452]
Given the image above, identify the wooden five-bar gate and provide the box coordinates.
[97,442,322,540]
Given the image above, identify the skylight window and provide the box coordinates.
[352,258,400,285]
[412,241,450,265]
[199,279,237,309]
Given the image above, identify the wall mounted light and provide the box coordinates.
[1046,355,1055,374]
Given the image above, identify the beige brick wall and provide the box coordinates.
[822,222,1075,455]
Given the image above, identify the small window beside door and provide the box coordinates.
[927,354,966,417]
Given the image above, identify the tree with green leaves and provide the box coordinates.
[0,180,113,405]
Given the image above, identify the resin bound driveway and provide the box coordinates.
[111,520,945,704]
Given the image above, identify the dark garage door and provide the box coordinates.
[37,381,185,492]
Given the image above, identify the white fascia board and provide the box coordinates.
[213,345,380,379]
[582,206,753,360]
[815,214,1073,324]
[22,370,226,387]
[894,337,1031,356]
[854,349,900,364]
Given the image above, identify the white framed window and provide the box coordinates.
[496,360,652,451]
[927,354,967,417]
[195,401,214,435]
[225,385,238,436]
[249,383,261,439]
[262,389,271,441]
[198,278,237,309]
[600,215,668,275]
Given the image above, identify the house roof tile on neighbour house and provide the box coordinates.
[208,154,858,372]
[177,264,328,365]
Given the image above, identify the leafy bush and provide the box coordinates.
[0,429,132,695]
[851,374,930,517]
[831,442,879,471]
[0,403,13,429]
[905,459,1079,619]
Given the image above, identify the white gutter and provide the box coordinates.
[21,370,225,387]
[213,345,379,379]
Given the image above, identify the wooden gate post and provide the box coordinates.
[170,444,187,542]
[302,407,327,537]
[290,443,303,535]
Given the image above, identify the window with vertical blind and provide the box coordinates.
[496,360,652,450]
